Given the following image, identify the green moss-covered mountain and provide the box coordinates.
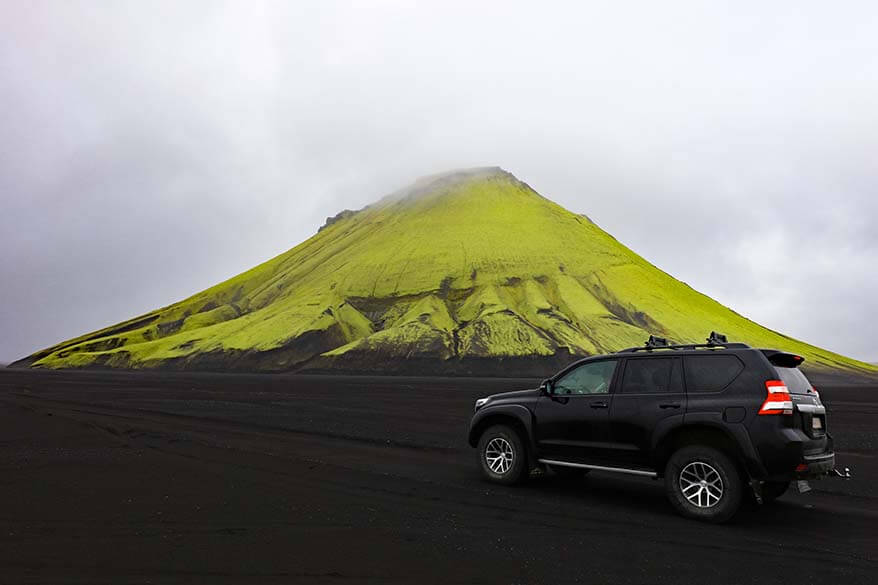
[15,167,878,376]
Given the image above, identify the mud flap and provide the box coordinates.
[749,479,764,505]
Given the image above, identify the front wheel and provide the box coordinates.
[665,446,744,523]
[477,424,528,485]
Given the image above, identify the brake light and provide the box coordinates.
[759,380,793,415]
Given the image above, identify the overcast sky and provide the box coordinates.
[1,1,876,364]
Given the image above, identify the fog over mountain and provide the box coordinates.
[2,1,877,363]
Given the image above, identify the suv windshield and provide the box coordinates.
[774,366,814,394]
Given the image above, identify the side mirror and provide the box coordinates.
[540,379,553,395]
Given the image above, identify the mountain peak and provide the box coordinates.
[407,165,510,188]
[319,166,522,232]
[382,166,518,203]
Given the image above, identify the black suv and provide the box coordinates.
[468,333,844,522]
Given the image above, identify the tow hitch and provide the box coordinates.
[753,465,853,501]
[799,465,852,493]
[800,466,852,493]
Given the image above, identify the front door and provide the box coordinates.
[535,359,619,464]
[609,356,686,467]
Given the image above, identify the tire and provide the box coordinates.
[477,424,528,485]
[664,446,744,523]
[548,465,590,480]
[761,480,790,503]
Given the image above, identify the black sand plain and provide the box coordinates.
[0,369,875,584]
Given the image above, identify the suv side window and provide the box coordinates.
[684,355,743,392]
[554,360,618,395]
[620,357,682,393]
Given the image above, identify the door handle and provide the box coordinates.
[589,400,608,409]
[659,403,681,409]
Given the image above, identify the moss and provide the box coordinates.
[457,312,556,357]
[25,168,878,375]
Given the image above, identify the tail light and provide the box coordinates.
[759,380,793,415]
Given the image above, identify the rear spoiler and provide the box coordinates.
[761,350,805,368]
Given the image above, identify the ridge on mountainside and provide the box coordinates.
[13,167,878,378]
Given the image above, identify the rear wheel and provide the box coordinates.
[477,424,527,485]
[665,446,744,523]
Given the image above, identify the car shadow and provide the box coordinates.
[510,471,854,529]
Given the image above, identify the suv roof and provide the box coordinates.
[549,332,806,379]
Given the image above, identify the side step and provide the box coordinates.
[538,458,658,478]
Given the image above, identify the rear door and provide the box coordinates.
[534,359,619,464]
[774,364,828,455]
[609,356,686,467]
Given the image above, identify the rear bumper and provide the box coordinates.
[797,451,835,478]
[762,450,839,482]
[756,429,836,481]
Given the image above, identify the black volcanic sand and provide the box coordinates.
[0,370,875,584]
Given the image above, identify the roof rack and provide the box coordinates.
[645,335,669,348]
[619,331,750,353]
[707,331,727,345]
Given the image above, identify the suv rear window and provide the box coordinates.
[774,366,814,394]
[684,355,743,392]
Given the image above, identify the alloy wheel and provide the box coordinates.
[484,437,515,474]
[679,461,724,508]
